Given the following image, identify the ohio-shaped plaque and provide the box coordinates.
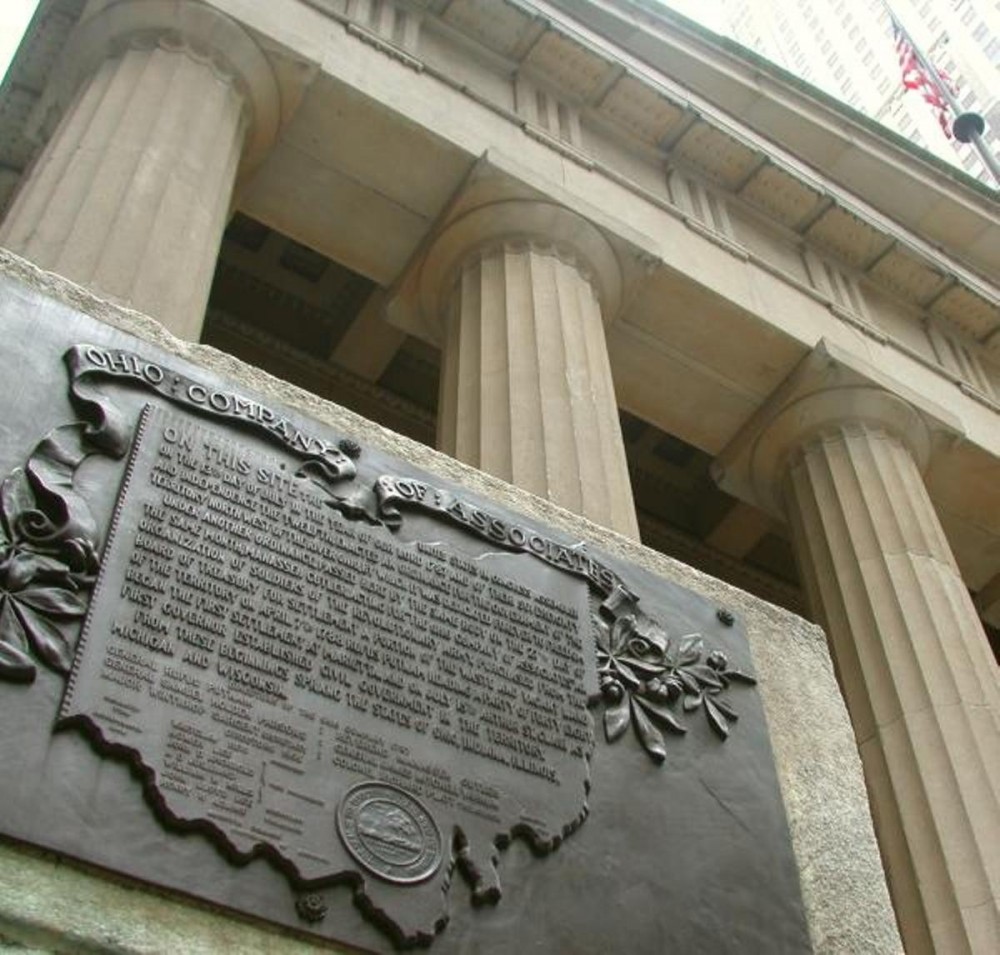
[0,284,811,954]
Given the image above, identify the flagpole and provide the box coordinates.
[880,0,1000,185]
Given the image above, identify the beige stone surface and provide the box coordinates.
[331,289,406,381]
[0,841,357,955]
[706,499,777,558]
[436,238,639,539]
[0,248,902,954]
[718,343,1000,953]
[785,427,1000,955]
[0,0,279,340]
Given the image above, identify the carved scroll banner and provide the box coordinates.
[0,286,812,954]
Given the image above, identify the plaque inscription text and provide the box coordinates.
[62,406,593,914]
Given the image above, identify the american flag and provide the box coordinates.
[891,15,955,138]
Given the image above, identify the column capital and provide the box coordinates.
[389,198,623,346]
[43,0,281,167]
[713,339,962,518]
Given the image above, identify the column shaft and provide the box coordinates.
[784,422,1000,954]
[438,242,638,538]
[0,41,246,339]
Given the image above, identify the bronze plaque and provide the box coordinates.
[0,279,811,953]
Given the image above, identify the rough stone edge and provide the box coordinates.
[0,248,903,954]
[0,841,354,955]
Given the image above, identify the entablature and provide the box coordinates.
[3,1,997,356]
[395,0,1000,354]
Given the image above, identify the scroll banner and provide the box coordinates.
[64,345,357,480]
[63,344,636,613]
[374,475,637,609]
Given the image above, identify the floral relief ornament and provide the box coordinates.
[595,611,756,761]
[0,468,99,682]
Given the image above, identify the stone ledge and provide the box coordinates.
[0,839,356,954]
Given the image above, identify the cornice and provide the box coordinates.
[518,0,999,284]
[572,0,999,205]
[376,0,1000,361]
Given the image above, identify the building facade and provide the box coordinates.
[0,0,998,951]
[720,0,1000,184]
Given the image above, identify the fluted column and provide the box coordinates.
[0,0,280,340]
[437,240,638,536]
[717,370,1000,954]
[786,415,1000,954]
[420,201,637,538]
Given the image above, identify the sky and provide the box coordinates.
[0,0,727,85]
[0,0,38,83]
[652,0,726,32]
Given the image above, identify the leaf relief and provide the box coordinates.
[594,605,757,762]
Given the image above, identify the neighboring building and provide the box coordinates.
[721,0,1000,183]
[0,0,998,952]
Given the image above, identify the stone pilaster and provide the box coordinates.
[0,0,280,340]
[413,199,638,538]
[715,352,1000,954]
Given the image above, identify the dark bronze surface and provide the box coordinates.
[0,276,812,953]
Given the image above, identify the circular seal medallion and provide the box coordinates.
[336,782,443,884]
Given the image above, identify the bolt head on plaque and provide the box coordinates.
[336,782,443,884]
[295,893,328,923]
